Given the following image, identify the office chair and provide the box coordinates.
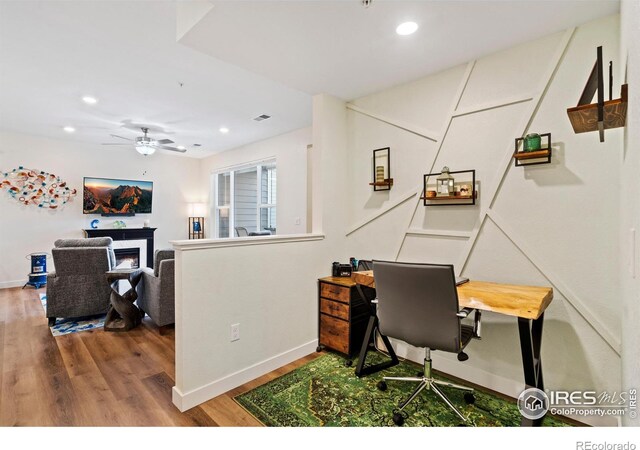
[235,227,249,237]
[372,260,481,425]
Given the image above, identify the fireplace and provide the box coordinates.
[114,247,140,269]
[84,228,156,269]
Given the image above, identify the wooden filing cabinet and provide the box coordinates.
[317,276,375,357]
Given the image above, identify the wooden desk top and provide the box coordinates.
[318,276,358,288]
[352,270,553,320]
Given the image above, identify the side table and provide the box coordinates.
[105,268,144,332]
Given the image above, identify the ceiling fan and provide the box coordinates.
[102,127,186,156]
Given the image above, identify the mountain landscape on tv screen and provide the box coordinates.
[83,183,152,214]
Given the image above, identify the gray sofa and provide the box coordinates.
[136,249,175,333]
[46,237,116,326]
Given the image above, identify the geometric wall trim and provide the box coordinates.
[345,17,622,403]
[486,208,621,355]
[347,25,620,355]
[346,103,440,142]
[346,186,418,236]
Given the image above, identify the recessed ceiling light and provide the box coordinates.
[177,145,186,150]
[219,127,229,134]
[396,21,418,36]
[63,126,75,133]
[82,96,98,104]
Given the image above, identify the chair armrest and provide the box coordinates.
[473,310,482,339]
[458,308,482,339]
[456,307,474,318]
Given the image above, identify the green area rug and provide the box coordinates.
[234,352,571,427]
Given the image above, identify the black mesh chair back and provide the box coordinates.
[373,260,462,353]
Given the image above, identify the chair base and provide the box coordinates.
[380,349,474,423]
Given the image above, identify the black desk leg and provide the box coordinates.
[518,313,545,426]
[354,314,399,377]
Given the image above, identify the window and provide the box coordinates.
[213,160,277,238]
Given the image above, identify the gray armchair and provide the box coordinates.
[46,237,116,326]
[136,249,175,334]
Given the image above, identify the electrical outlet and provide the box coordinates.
[230,323,240,342]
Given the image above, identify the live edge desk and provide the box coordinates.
[352,270,553,427]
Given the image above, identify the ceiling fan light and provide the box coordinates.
[135,144,156,156]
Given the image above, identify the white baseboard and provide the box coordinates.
[0,279,27,289]
[172,339,318,412]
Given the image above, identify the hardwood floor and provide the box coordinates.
[0,286,320,426]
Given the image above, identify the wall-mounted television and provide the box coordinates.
[83,177,153,215]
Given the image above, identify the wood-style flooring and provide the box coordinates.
[0,286,320,426]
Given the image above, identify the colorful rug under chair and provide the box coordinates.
[234,352,572,427]
[39,293,105,336]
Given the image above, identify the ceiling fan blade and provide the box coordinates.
[110,134,133,141]
[101,143,130,146]
[158,145,186,153]
[156,139,174,145]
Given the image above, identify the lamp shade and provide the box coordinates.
[189,202,208,217]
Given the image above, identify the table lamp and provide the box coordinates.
[189,202,207,239]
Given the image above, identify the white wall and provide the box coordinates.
[199,127,310,236]
[172,97,347,411]
[344,15,623,425]
[0,131,203,287]
[619,0,640,427]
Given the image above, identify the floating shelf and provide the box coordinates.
[421,192,477,201]
[372,147,392,191]
[513,133,551,167]
[369,178,394,187]
[566,46,628,142]
[423,169,477,206]
[567,84,627,134]
[513,149,550,160]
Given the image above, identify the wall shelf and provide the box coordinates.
[420,192,477,201]
[369,179,394,187]
[422,169,477,206]
[372,147,392,191]
[566,46,628,142]
[567,85,627,135]
[513,133,552,167]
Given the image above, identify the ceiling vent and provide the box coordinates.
[253,114,271,122]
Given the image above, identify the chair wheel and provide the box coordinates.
[316,346,323,352]
[344,360,353,367]
[457,352,469,362]
[464,393,475,404]
[392,412,404,426]
[376,381,387,391]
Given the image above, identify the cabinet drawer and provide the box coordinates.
[319,314,349,354]
[320,298,349,320]
[320,282,350,303]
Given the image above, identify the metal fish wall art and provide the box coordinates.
[1,167,77,209]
